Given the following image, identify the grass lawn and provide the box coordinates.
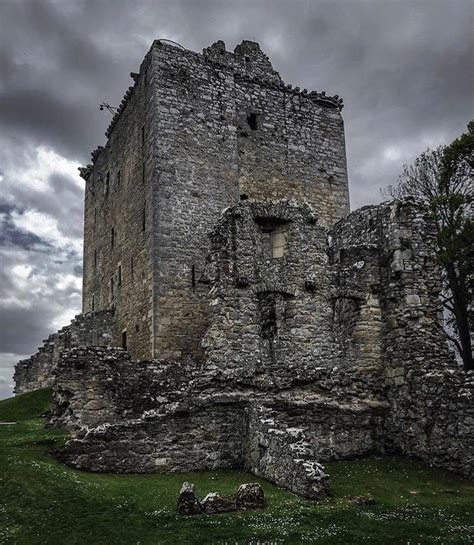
[1,389,473,544]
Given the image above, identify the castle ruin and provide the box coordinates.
[14,40,473,498]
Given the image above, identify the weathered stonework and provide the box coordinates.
[14,310,115,394]
[47,198,472,498]
[13,40,472,498]
[80,38,349,363]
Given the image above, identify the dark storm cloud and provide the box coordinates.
[0,202,50,250]
[0,0,473,397]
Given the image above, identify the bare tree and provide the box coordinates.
[384,123,473,371]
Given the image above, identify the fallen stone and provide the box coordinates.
[177,482,203,515]
[201,492,237,514]
[236,482,265,509]
[347,495,375,505]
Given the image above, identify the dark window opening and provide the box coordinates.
[240,193,249,201]
[118,265,122,286]
[91,294,95,311]
[111,227,115,248]
[191,265,196,289]
[247,112,260,130]
[121,330,127,350]
[105,172,110,196]
[117,170,121,187]
[131,256,134,278]
[135,324,140,333]
[245,56,250,63]
[258,292,278,339]
[141,125,145,146]
[109,277,115,302]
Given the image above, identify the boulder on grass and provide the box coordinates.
[347,495,375,506]
[201,492,237,514]
[177,482,203,515]
[236,483,265,509]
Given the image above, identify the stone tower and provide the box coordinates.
[80,39,349,361]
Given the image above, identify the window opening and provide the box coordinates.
[117,170,121,187]
[247,112,259,130]
[191,265,196,289]
[141,125,145,146]
[91,294,95,311]
[118,264,122,286]
[240,193,249,201]
[131,256,134,278]
[111,227,115,248]
[121,330,127,350]
[109,277,115,302]
[105,172,110,196]
[260,222,287,259]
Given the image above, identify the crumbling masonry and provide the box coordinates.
[15,40,473,498]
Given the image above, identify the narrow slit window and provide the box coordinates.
[109,277,115,302]
[117,170,121,187]
[141,125,145,146]
[91,294,95,311]
[131,256,134,278]
[191,265,196,289]
[111,227,115,248]
[247,112,260,131]
[121,330,127,350]
[105,172,110,196]
[118,264,122,286]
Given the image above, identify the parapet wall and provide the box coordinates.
[14,310,115,395]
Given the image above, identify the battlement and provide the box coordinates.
[76,39,345,167]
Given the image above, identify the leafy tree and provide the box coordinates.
[385,123,473,371]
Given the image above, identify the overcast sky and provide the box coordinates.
[0,0,473,399]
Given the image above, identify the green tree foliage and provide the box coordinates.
[386,123,473,370]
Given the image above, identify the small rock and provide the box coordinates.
[201,492,237,514]
[236,482,265,509]
[347,495,375,506]
[177,482,203,515]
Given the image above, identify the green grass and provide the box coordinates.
[1,390,473,544]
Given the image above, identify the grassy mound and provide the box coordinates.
[0,388,52,422]
[0,390,473,544]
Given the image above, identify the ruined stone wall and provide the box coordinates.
[201,199,335,388]
[148,39,348,360]
[330,199,474,478]
[14,311,115,395]
[50,346,387,494]
[51,347,247,473]
[81,54,155,360]
[379,201,473,478]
